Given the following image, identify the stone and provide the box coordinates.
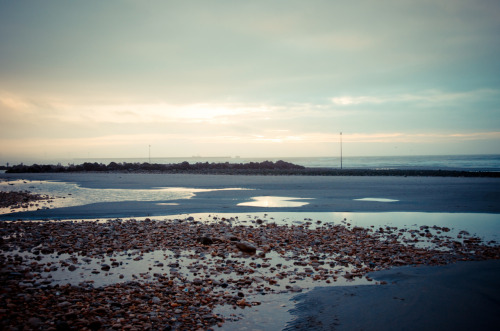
[198,236,213,245]
[235,241,257,254]
[28,317,42,328]
[56,320,71,331]
[58,301,71,308]
[192,278,203,285]
[88,320,102,331]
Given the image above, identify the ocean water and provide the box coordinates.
[8,154,500,171]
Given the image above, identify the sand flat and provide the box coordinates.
[1,173,499,220]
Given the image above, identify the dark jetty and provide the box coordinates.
[5,160,499,177]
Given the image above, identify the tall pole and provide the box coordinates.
[340,132,343,170]
[149,145,151,163]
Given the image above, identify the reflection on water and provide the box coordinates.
[0,179,249,214]
[165,212,500,244]
[237,196,312,207]
[12,245,367,290]
[354,197,399,202]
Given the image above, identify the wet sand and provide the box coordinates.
[2,173,500,220]
[286,260,500,331]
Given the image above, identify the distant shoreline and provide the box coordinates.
[3,160,499,177]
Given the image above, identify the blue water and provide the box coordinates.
[11,154,499,171]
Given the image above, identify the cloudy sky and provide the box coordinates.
[1,0,499,162]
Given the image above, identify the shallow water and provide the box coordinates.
[2,177,498,243]
[162,212,500,244]
[354,197,399,202]
[0,179,250,214]
[237,196,312,208]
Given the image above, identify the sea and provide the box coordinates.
[8,154,499,171]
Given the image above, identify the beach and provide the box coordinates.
[1,172,499,330]
[3,0,500,328]
[2,173,500,219]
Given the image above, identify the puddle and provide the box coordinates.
[5,211,499,245]
[354,198,399,202]
[8,246,366,290]
[237,196,312,208]
[216,291,298,330]
[163,212,500,244]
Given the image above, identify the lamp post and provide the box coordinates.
[340,132,342,170]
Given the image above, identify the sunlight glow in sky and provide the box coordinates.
[1,0,499,162]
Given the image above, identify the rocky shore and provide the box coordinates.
[0,191,54,210]
[5,161,499,177]
[1,217,498,330]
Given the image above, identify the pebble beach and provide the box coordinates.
[1,173,500,330]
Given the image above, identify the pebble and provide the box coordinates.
[28,317,41,328]
[235,241,257,254]
[0,217,498,330]
[198,236,214,245]
[0,191,54,208]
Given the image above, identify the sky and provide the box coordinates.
[1,0,499,163]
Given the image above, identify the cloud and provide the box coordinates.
[2,0,498,104]
[0,92,32,111]
[0,91,273,126]
[331,96,383,106]
[1,1,499,159]
[2,89,498,144]
[2,129,499,161]
[331,89,500,106]
[197,131,500,145]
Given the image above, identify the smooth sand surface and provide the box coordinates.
[2,173,500,219]
[285,260,500,331]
